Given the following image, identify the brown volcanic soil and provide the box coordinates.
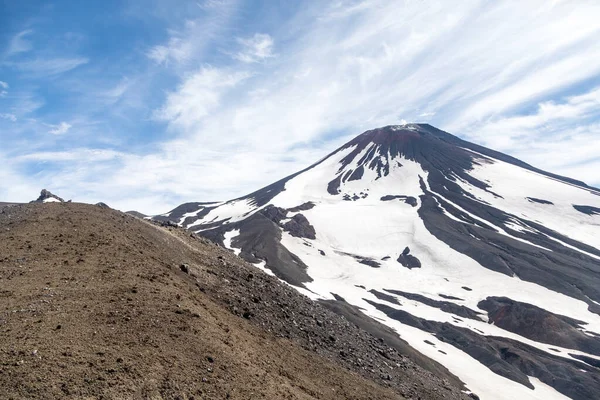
[0,203,468,400]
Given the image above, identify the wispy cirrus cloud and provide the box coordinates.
[0,113,17,122]
[6,57,89,77]
[5,29,34,57]
[233,33,275,63]
[146,1,239,67]
[154,67,250,129]
[0,80,8,97]
[3,0,600,213]
[47,121,72,135]
[147,36,193,66]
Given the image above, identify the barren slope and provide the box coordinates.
[0,202,468,400]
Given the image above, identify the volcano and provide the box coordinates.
[156,123,600,400]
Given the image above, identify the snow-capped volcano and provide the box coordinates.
[156,124,600,400]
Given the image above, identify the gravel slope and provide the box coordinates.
[0,202,469,399]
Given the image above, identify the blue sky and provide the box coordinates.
[1,0,600,213]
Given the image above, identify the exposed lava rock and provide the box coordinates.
[287,202,316,212]
[365,298,600,400]
[261,205,288,224]
[369,289,402,306]
[380,195,418,207]
[569,353,600,368]
[383,289,482,320]
[327,175,342,195]
[348,166,364,181]
[438,294,464,301]
[153,201,218,227]
[417,176,600,315]
[478,296,600,356]
[358,259,381,268]
[32,189,64,203]
[396,246,421,269]
[526,197,553,205]
[283,213,316,240]
[573,204,600,216]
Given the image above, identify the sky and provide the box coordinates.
[1,0,600,214]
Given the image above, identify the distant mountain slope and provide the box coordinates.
[158,123,600,400]
[0,202,469,400]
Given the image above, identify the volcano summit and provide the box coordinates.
[156,124,600,400]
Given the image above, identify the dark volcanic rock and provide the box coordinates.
[32,189,64,203]
[380,195,418,207]
[397,247,421,269]
[569,353,600,368]
[287,202,316,212]
[417,175,600,315]
[348,166,364,181]
[478,296,600,356]
[153,201,218,227]
[283,213,316,240]
[365,299,600,400]
[358,259,381,268]
[261,205,288,224]
[526,197,553,205]
[439,294,464,301]
[369,289,402,306]
[201,212,313,287]
[384,289,482,320]
[573,204,600,216]
[327,175,342,195]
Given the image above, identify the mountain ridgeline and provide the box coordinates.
[156,124,600,400]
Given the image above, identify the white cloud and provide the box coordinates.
[233,33,275,63]
[147,37,193,65]
[154,67,250,129]
[5,0,600,211]
[47,121,72,135]
[15,148,123,162]
[7,57,89,76]
[0,113,17,122]
[0,81,9,96]
[147,3,239,67]
[458,87,600,186]
[109,0,600,208]
[5,29,34,57]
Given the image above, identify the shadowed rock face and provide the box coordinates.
[199,206,313,286]
[397,246,421,269]
[283,214,316,239]
[380,195,418,207]
[287,202,316,212]
[478,297,600,356]
[573,204,600,215]
[382,289,482,321]
[526,197,554,205]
